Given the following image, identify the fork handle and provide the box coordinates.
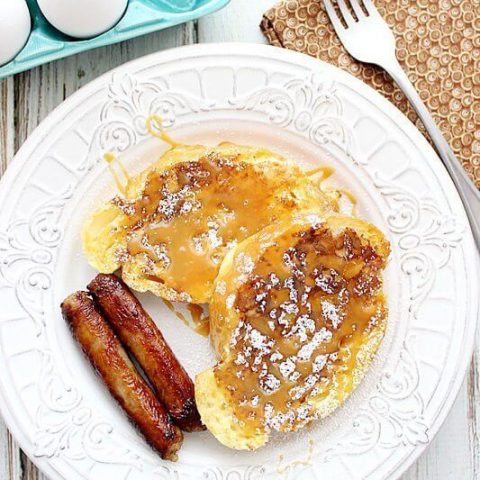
[384,58,480,249]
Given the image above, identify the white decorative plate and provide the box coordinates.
[0,44,477,480]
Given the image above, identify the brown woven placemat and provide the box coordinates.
[261,0,480,188]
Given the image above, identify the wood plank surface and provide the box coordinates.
[0,0,476,478]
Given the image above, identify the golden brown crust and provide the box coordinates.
[61,291,183,460]
[87,274,204,432]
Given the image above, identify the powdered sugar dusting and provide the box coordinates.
[216,220,388,435]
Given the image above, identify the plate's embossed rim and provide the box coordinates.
[0,44,476,480]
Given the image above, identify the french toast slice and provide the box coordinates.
[83,143,335,304]
[196,212,390,450]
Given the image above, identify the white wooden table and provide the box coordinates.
[0,1,477,478]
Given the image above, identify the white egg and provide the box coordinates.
[37,0,128,39]
[0,0,31,66]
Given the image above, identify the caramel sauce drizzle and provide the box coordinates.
[162,299,188,324]
[277,438,314,475]
[162,301,210,337]
[104,152,130,196]
[306,165,335,182]
[102,120,364,363]
[334,188,358,208]
[114,151,321,303]
[146,115,180,148]
[324,187,358,216]
[306,166,358,214]
[213,224,387,435]
[187,304,210,336]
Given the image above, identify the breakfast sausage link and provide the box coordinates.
[88,274,205,432]
[61,292,183,460]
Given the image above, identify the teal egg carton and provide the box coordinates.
[0,0,230,79]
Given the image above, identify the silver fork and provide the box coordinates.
[323,0,480,248]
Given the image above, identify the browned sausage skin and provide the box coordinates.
[88,274,205,432]
[61,292,183,460]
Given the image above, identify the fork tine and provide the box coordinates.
[348,0,366,19]
[361,0,379,17]
[336,0,356,26]
[323,0,346,31]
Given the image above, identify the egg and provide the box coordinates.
[0,0,31,66]
[37,0,128,39]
